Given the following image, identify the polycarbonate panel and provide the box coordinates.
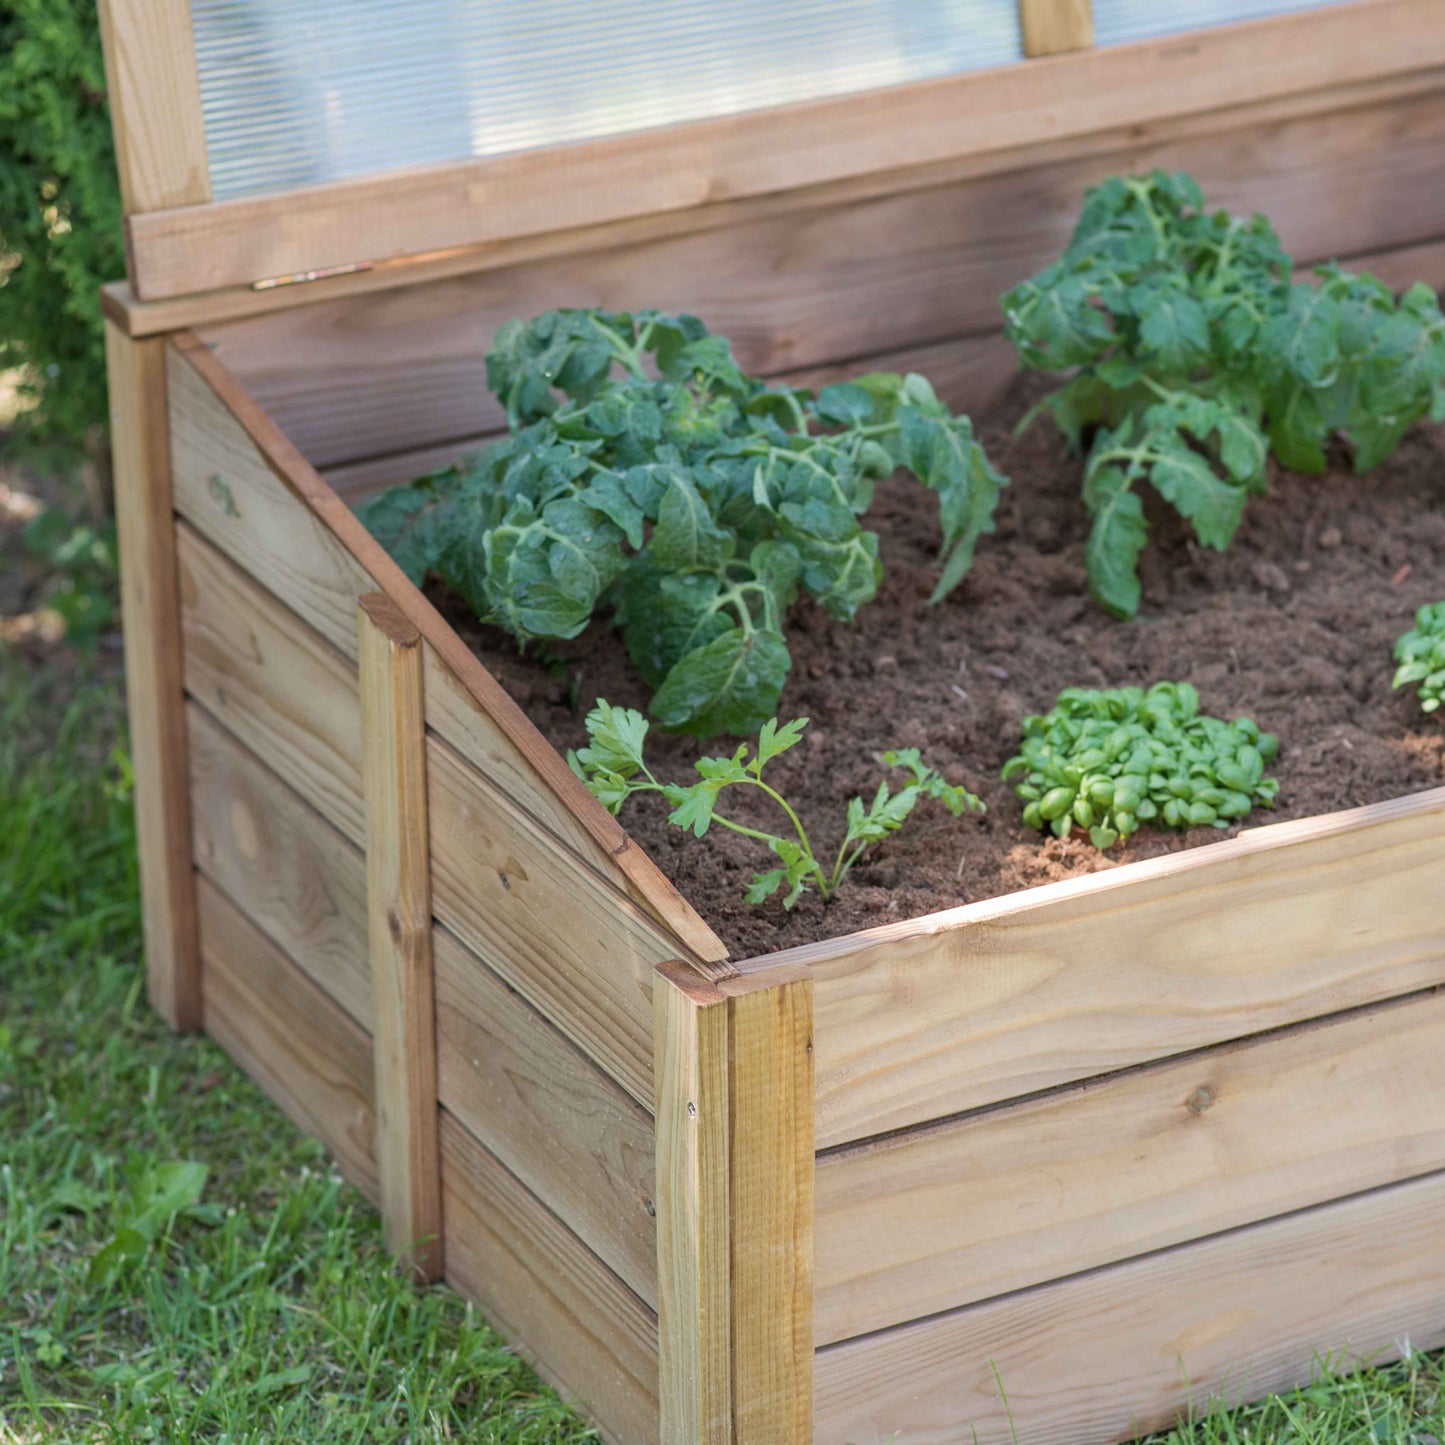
[190,0,1023,202]
[1094,0,1351,46]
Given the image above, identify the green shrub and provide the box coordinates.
[0,0,124,462]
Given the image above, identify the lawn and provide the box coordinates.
[2,658,1444,1444]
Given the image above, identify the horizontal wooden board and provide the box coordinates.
[178,522,365,844]
[198,875,377,1199]
[815,1168,1445,1445]
[790,785,1445,1149]
[815,988,1445,1345]
[127,2,1445,302]
[440,1111,659,1445]
[434,924,657,1305]
[201,71,1445,469]
[188,702,371,1030]
[428,734,677,1108]
[168,337,725,965]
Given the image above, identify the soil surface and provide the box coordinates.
[435,378,1445,959]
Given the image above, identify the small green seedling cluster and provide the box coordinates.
[569,700,983,907]
[1003,682,1279,849]
[1393,602,1445,715]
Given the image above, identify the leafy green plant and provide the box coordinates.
[1002,681,1279,849]
[360,308,1006,734]
[568,699,983,907]
[17,503,118,645]
[1003,170,1445,617]
[0,0,124,462]
[1393,602,1445,716]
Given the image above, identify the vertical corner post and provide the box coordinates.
[655,960,815,1445]
[357,591,443,1282]
[1018,0,1095,57]
[108,322,202,1031]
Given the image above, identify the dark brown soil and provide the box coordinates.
[435,378,1445,959]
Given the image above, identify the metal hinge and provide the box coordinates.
[251,261,374,291]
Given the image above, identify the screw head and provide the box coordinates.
[1187,1087,1214,1114]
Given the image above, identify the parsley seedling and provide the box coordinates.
[359,308,1006,734]
[1004,171,1445,618]
[1393,602,1445,715]
[569,700,984,907]
[1003,682,1279,848]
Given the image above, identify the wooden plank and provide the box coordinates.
[198,876,377,1200]
[785,785,1445,1149]
[653,965,732,1445]
[435,925,657,1304]
[96,0,209,216]
[167,335,726,965]
[728,970,815,1443]
[187,702,371,1030]
[178,522,364,844]
[199,72,1445,470]
[124,0,1445,300]
[358,594,441,1281]
[427,734,679,1108]
[440,1112,660,1445]
[815,988,1445,1345]
[1020,0,1094,57]
[321,435,493,505]
[814,1169,1445,1445]
[107,322,200,1030]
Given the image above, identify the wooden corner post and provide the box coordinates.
[108,322,202,1031]
[1018,0,1094,57]
[654,960,815,1444]
[357,592,442,1281]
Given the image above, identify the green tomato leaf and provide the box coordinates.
[649,627,791,736]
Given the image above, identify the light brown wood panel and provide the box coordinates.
[96,0,209,216]
[1020,0,1094,57]
[125,1,1445,301]
[199,877,377,1200]
[434,926,656,1305]
[358,594,442,1281]
[440,1112,659,1445]
[815,988,1445,1345]
[788,785,1445,1149]
[321,435,493,505]
[428,735,679,1108]
[653,966,732,1445]
[188,703,371,1030]
[201,73,1445,469]
[107,323,200,1030]
[178,522,365,844]
[168,335,726,965]
[815,1168,1445,1445]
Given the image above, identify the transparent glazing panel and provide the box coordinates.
[1093,0,1352,47]
[190,0,1023,201]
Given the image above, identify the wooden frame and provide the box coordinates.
[101,4,1445,1440]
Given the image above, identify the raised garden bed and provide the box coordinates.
[101,3,1445,1441]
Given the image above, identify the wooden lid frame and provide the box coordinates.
[99,0,1440,317]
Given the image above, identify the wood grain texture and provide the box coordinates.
[435,925,657,1305]
[816,988,1445,1345]
[199,877,377,1200]
[654,966,732,1445]
[815,1169,1445,1445]
[167,335,725,965]
[729,972,815,1444]
[428,735,676,1107]
[441,1112,660,1445]
[199,71,1445,471]
[1020,0,1094,57]
[96,0,209,215]
[124,1,1445,300]
[108,323,200,1029]
[178,522,364,844]
[358,594,442,1281]
[780,785,1445,1149]
[188,702,371,1030]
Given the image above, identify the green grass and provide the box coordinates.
[1,665,1443,1445]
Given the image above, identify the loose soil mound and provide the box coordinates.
[436,379,1445,958]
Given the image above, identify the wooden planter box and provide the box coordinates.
[100,3,1445,1440]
